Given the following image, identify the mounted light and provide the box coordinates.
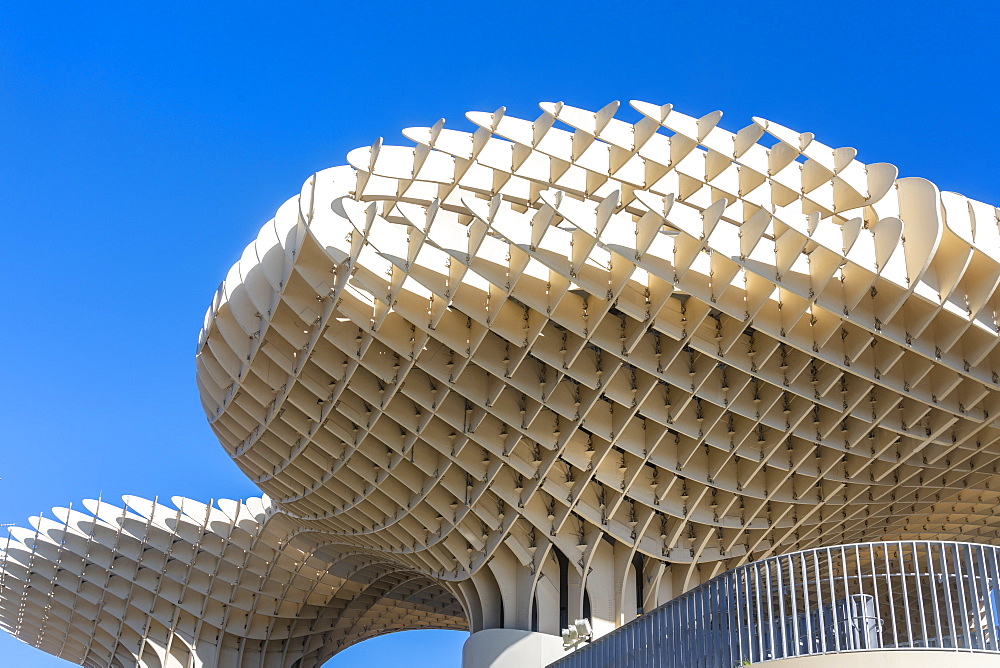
[562,618,593,649]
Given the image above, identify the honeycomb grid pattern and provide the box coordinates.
[0,496,463,667]
[195,100,1000,632]
[4,99,1000,666]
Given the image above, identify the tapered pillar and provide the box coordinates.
[462,629,568,668]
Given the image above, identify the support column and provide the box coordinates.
[461,629,569,668]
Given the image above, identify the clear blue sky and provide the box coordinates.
[1,1,997,665]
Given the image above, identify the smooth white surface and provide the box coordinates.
[462,629,568,668]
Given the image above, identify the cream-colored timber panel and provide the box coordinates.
[0,496,463,667]
[196,101,1000,642]
[5,101,1000,667]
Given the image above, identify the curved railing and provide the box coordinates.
[550,541,1000,667]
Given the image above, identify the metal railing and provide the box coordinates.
[549,541,1000,667]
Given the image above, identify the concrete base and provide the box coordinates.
[462,629,570,668]
[765,650,999,667]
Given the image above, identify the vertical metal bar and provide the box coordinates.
[657,596,664,668]
[883,542,899,648]
[788,553,800,656]
[747,561,765,662]
[724,574,731,667]
[641,602,648,668]
[985,546,1000,652]
[849,544,861,649]
[825,547,841,653]
[620,616,626,666]
[633,607,639,665]
[639,607,645,668]
[602,621,609,667]
[800,550,813,655]
[697,581,706,668]
[712,574,721,667]
[754,560,762,662]
[690,585,697,668]
[699,579,706,668]
[705,580,713,668]
[852,543,868,649]
[671,592,679,668]
[693,585,701,668]
[965,543,986,650]
[939,540,957,649]
[689,588,696,668]
[680,589,686,668]
[726,571,737,668]
[713,577,722,667]
[632,609,638,665]
[913,541,929,648]
[648,601,653,668]
[642,605,647,664]
[775,555,787,658]
[639,612,644,666]
[676,600,691,668]
[953,542,972,649]
[679,590,685,668]
[652,598,660,668]
[733,567,745,663]
[662,594,669,668]
[611,621,617,667]
[603,622,610,668]
[675,592,682,668]
[748,564,757,662]
[673,589,679,667]
[689,587,696,668]
[838,545,851,649]
[691,588,697,668]
[652,600,659,665]
[612,613,619,668]
[812,549,827,654]
[733,567,747,662]
[769,556,779,660]
[708,579,716,668]
[697,585,705,667]
[683,589,689,668]
[682,588,689,668]
[623,613,629,665]
[976,543,989,651]
[665,591,672,668]
[623,620,627,667]
[694,584,701,668]
[766,559,778,660]
[642,598,663,668]
[975,544,997,652]
[635,605,642,666]
[867,542,882,650]
[745,564,757,663]
[898,541,915,648]
[712,580,729,665]
[666,591,675,668]
[926,542,942,648]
